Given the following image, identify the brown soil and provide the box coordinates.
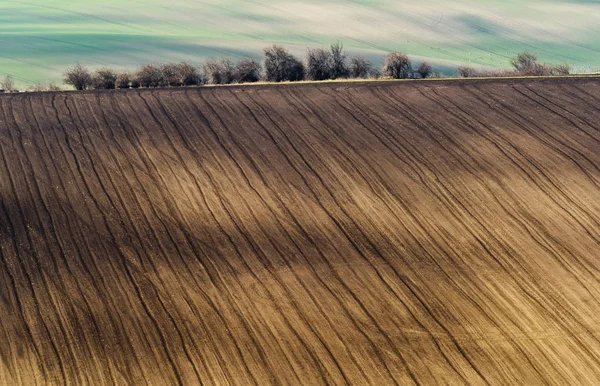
[0,77,599,385]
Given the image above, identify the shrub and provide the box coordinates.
[369,66,382,79]
[92,68,117,89]
[27,84,46,92]
[203,58,234,85]
[509,52,569,76]
[526,63,570,76]
[160,63,182,87]
[46,83,61,92]
[417,62,433,79]
[178,62,202,86]
[330,42,349,79]
[63,64,93,90]
[262,45,305,82]
[510,51,538,72]
[517,63,547,76]
[26,83,61,92]
[233,58,260,83]
[476,68,514,77]
[116,72,132,89]
[305,43,349,81]
[157,62,202,87]
[457,66,476,77]
[349,56,372,78]
[550,63,570,76]
[1,75,14,91]
[136,64,164,88]
[306,48,333,81]
[382,52,412,79]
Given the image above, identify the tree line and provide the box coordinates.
[0,44,571,92]
[60,43,436,91]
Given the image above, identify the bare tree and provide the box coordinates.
[382,52,412,79]
[92,68,118,89]
[262,45,305,82]
[160,63,183,87]
[136,64,164,88]
[306,48,333,81]
[63,64,93,90]
[510,51,538,72]
[305,43,349,81]
[233,58,260,83]
[349,56,372,78]
[178,62,202,86]
[330,42,349,79]
[203,58,234,85]
[117,72,132,89]
[1,75,14,91]
[417,62,433,79]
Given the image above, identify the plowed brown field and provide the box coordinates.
[0,78,599,385]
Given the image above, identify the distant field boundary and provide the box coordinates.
[204,73,600,87]
[2,74,599,97]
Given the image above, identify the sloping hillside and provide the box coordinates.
[0,78,599,384]
[2,0,600,85]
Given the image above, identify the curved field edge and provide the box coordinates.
[0,78,599,384]
[5,74,600,97]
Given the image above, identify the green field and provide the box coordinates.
[1,0,599,87]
